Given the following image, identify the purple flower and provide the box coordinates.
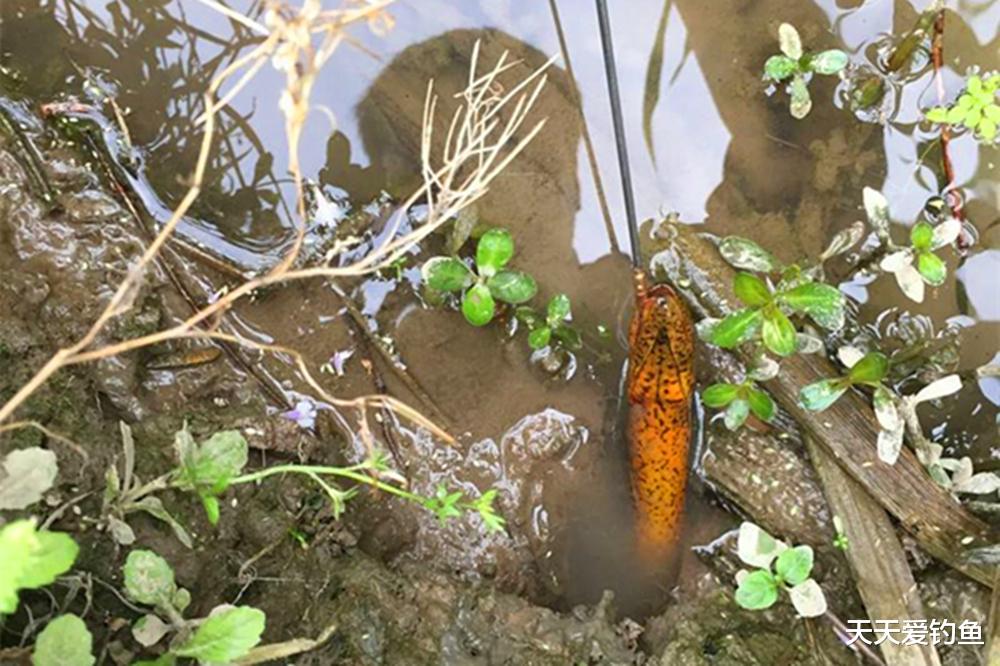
[283,400,317,430]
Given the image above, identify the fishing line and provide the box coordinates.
[595,0,642,269]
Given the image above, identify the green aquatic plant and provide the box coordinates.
[763,23,849,119]
[702,379,775,430]
[167,425,505,531]
[700,265,845,358]
[798,349,889,413]
[514,293,582,352]
[862,187,961,303]
[925,72,1000,143]
[733,522,827,618]
[122,549,265,664]
[422,227,537,326]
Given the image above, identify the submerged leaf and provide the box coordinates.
[916,251,947,286]
[774,545,813,585]
[747,388,775,422]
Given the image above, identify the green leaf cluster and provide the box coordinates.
[123,549,265,664]
[925,73,1000,143]
[423,484,506,532]
[734,522,826,618]
[763,23,849,119]
[515,293,581,352]
[0,519,78,614]
[172,426,248,525]
[703,268,844,357]
[421,228,537,326]
[703,381,775,430]
[798,351,889,412]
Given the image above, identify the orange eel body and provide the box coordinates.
[626,271,695,562]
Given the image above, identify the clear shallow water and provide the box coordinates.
[1,0,997,614]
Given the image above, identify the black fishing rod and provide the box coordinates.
[595,0,642,269]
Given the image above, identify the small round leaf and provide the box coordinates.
[487,270,538,304]
[809,49,848,75]
[747,388,775,422]
[774,545,813,585]
[528,327,552,350]
[724,399,750,430]
[123,550,176,607]
[547,293,572,323]
[916,251,947,286]
[764,55,797,81]
[462,283,496,326]
[476,228,514,274]
[735,570,779,610]
[421,257,472,292]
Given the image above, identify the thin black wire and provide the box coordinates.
[595,0,642,268]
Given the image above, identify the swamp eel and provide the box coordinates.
[627,271,695,562]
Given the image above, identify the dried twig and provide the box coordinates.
[0,3,551,459]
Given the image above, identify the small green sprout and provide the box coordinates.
[764,23,849,119]
[925,72,1000,143]
[864,186,962,303]
[422,227,537,326]
[832,516,849,552]
[515,293,582,352]
[703,380,775,430]
[733,522,827,618]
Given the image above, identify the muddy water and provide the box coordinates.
[1,0,997,620]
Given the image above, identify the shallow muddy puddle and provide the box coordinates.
[0,0,998,652]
